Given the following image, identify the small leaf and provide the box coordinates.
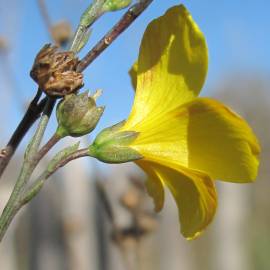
[47,142,80,172]
[89,145,143,163]
[77,28,92,53]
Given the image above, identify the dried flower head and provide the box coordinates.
[30,44,83,97]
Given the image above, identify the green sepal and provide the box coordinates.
[89,121,143,164]
[55,125,69,138]
[89,144,142,164]
[108,130,139,145]
[93,120,126,145]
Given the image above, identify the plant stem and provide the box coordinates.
[77,0,154,72]
[48,148,89,171]
[21,148,89,206]
[0,89,47,179]
[0,98,55,240]
[34,133,61,165]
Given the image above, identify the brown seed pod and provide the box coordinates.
[30,44,83,97]
[43,71,83,97]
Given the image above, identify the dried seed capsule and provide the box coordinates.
[30,44,83,97]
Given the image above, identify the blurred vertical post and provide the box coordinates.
[213,184,251,270]
[211,76,267,270]
[60,137,99,270]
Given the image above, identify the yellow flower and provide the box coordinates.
[91,4,260,239]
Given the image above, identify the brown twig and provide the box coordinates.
[77,0,154,72]
[0,90,47,178]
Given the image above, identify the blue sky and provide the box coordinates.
[0,0,270,141]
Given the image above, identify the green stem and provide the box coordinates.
[0,98,55,241]
[34,132,62,165]
[70,0,106,53]
[21,148,89,206]
[77,0,154,71]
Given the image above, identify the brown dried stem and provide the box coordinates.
[0,90,47,179]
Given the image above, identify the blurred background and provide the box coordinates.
[0,0,270,269]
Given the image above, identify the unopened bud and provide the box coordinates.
[102,0,132,12]
[88,121,143,163]
[56,90,104,137]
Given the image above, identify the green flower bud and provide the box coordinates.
[88,121,143,163]
[56,90,104,137]
[102,0,132,12]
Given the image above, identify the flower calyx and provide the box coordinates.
[56,90,104,138]
[89,121,143,163]
[30,44,83,97]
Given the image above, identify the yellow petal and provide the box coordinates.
[128,97,260,183]
[139,161,164,212]
[128,108,189,166]
[177,98,260,182]
[129,62,138,90]
[137,160,217,239]
[126,5,208,128]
